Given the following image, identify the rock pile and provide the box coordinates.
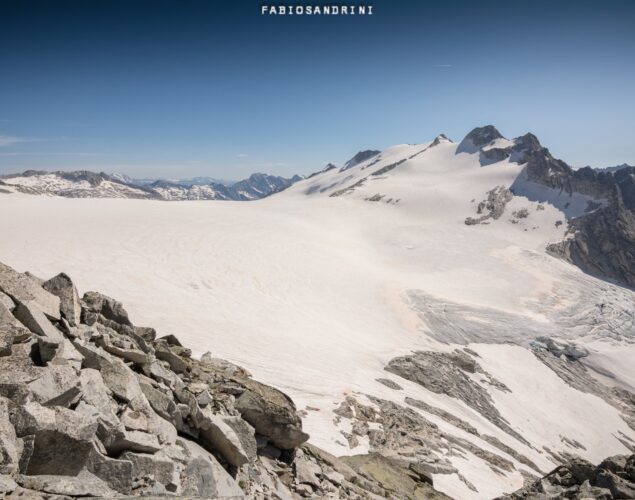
[0,261,440,498]
[499,454,635,499]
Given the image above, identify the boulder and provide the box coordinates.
[234,379,309,450]
[155,342,189,373]
[13,301,63,343]
[295,456,322,487]
[121,407,148,431]
[159,333,183,346]
[0,343,43,403]
[177,438,245,498]
[0,301,31,348]
[138,377,177,422]
[42,273,81,327]
[78,369,122,438]
[75,342,144,402]
[134,326,156,342]
[0,326,15,358]
[120,451,179,494]
[112,430,162,454]
[81,290,132,326]
[15,470,115,497]
[195,408,257,467]
[0,291,14,312]
[53,338,83,370]
[143,359,183,389]
[27,364,82,407]
[0,397,19,475]
[96,324,152,364]
[11,402,133,494]
[0,474,17,495]
[0,263,60,321]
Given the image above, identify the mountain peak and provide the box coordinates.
[514,132,541,151]
[457,125,504,154]
[431,134,452,146]
[465,125,503,145]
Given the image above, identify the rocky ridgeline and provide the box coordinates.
[0,261,447,499]
[498,454,635,499]
[460,126,635,288]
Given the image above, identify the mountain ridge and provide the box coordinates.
[0,170,302,201]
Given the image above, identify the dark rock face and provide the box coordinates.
[0,260,443,499]
[516,135,635,287]
[341,150,381,171]
[458,126,635,288]
[548,184,635,287]
[385,350,528,445]
[457,125,504,154]
[499,454,635,499]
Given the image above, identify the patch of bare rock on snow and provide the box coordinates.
[0,260,455,499]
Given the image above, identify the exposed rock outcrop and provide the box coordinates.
[385,350,528,445]
[465,186,513,225]
[499,454,635,499]
[459,126,635,288]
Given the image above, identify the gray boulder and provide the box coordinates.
[234,378,309,450]
[1,301,32,356]
[13,301,63,343]
[81,290,132,326]
[176,438,245,498]
[120,451,179,495]
[0,263,60,321]
[138,377,178,422]
[0,343,43,403]
[0,397,19,475]
[0,291,14,312]
[15,470,115,497]
[155,342,189,373]
[11,401,133,494]
[0,474,17,495]
[27,364,82,407]
[42,273,81,326]
[96,324,152,364]
[193,407,256,467]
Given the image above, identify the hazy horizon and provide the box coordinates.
[1,0,634,178]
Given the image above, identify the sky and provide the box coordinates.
[0,0,634,179]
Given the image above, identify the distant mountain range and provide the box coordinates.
[0,170,303,201]
[593,163,634,173]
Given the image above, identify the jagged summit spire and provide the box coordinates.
[431,134,452,147]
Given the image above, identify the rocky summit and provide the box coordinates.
[0,260,451,499]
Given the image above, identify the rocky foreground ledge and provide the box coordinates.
[0,261,450,499]
[0,260,633,499]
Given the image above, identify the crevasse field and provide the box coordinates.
[2,137,634,499]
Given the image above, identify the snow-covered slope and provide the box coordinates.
[0,128,633,500]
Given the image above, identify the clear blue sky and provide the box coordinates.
[0,0,633,178]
